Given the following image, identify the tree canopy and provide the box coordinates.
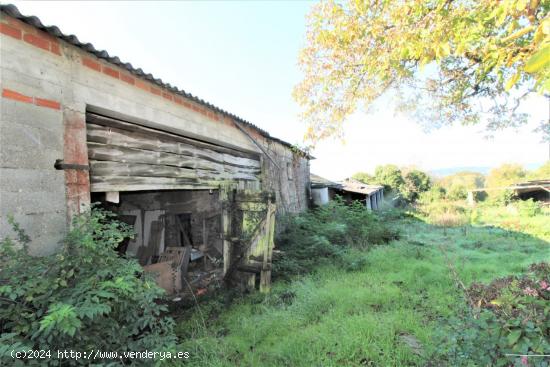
[486,163,527,188]
[294,0,550,144]
[438,171,486,190]
[527,159,550,179]
[353,165,432,202]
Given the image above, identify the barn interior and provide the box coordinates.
[92,189,225,294]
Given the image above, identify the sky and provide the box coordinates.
[8,1,549,181]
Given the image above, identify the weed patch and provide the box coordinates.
[273,199,399,279]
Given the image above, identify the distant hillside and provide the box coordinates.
[429,166,491,177]
[430,163,545,177]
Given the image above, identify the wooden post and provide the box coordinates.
[220,186,233,275]
[366,194,372,210]
[260,199,276,293]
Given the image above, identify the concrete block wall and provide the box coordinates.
[0,11,310,254]
[0,94,66,255]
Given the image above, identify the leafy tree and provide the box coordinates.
[486,163,527,188]
[354,166,432,202]
[373,164,405,193]
[485,163,527,203]
[438,171,486,191]
[419,185,447,203]
[447,184,469,200]
[294,0,550,143]
[401,169,432,201]
[527,160,550,179]
[351,171,375,184]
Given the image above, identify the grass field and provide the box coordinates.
[175,206,549,366]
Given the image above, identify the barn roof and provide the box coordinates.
[340,178,383,196]
[310,173,340,188]
[469,179,550,194]
[310,175,384,196]
[0,3,309,157]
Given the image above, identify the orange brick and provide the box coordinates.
[2,88,33,104]
[50,42,61,56]
[5,17,36,35]
[102,66,119,79]
[120,73,135,85]
[162,92,173,101]
[150,86,162,96]
[0,23,21,39]
[135,79,149,91]
[35,97,61,110]
[76,170,89,185]
[64,170,78,184]
[82,57,101,72]
[23,33,50,51]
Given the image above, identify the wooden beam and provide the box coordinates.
[89,160,260,181]
[87,112,261,160]
[231,120,280,169]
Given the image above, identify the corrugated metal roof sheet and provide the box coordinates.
[340,178,383,195]
[310,173,341,188]
[0,3,309,156]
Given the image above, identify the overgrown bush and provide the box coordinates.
[273,198,399,279]
[515,199,542,218]
[418,200,471,234]
[446,184,468,201]
[488,189,517,206]
[418,185,446,203]
[0,208,177,365]
[438,263,550,366]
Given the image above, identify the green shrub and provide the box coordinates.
[446,184,468,201]
[437,263,550,366]
[419,186,446,203]
[0,208,177,365]
[273,198,399,279]
[488,189,517,206]
[516,199,542,218]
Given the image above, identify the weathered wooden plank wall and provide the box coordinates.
[86,112,262,192]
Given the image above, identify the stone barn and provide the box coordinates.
[0,4,311,293]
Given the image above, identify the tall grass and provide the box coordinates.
[174,202,549,366]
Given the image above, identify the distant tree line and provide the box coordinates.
[352,161,550,205]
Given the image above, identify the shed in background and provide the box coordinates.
[310,174,384,210]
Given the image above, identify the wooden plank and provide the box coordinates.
[86,112,261,161]
[91,175,200,186]
[87,142,224,172]
[89,160,259,182]
[90,181,216,193]
[231,119,280,169]
[175,216,193,247]
[221,153,262,169]
[181,245,192,281]
[142,262,177,295]
[148,220,163,262]
[90,160,199,179]
[87,123,261,170]
[260,200,276,293]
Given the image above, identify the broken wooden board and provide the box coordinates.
[142,261,181,295]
